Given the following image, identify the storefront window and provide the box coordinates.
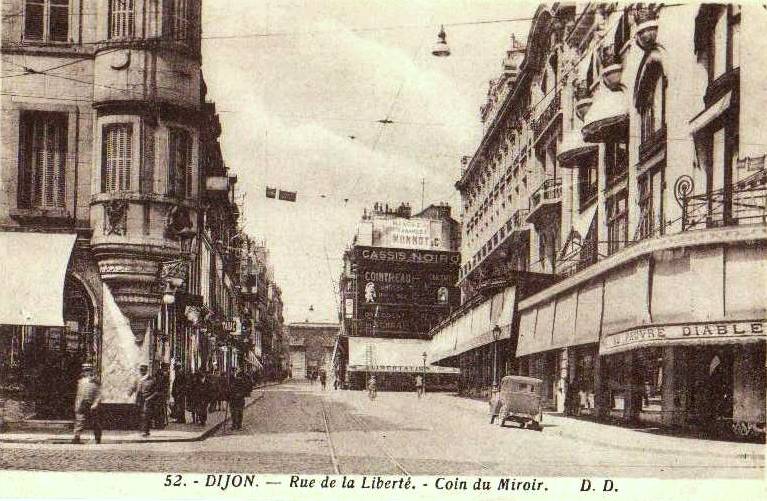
[636,348,663,412]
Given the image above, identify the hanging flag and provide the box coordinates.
[278,190,297,202]
[265,186,277,198]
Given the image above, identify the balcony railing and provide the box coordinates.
[529,178,563,214]
[532,90,562,141]
[682,167,767,231]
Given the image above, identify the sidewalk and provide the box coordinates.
[431,392,765,461]
[0,382,277,445]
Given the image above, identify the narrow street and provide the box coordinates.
[1,382,762,478]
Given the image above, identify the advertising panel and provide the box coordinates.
[354,246,460,338]
[375,218,448,251]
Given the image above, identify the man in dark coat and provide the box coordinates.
[228,368,252,430]
[129,364,158,437]
[171,363,187,423]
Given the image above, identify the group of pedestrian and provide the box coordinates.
[72,361,256,443]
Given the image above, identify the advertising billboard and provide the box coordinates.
[353,246,460,338]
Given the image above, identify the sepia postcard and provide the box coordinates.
[0,1,764,500]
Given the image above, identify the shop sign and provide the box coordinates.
[376,218,444,250]
[344,298,354,318]
[601,321,766,354]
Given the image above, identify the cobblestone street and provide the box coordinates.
[1,382,762,478]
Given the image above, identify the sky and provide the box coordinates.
[200,0,537,324]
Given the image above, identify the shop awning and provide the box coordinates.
[551,292,577,350]
[602,260,651,336]
[558,130,598,166]
[689,91,731,135]
[453,287,516,355]
[0,232,76,326]
[349,337,458,374]
[574,280,603,345]
[515,308,539,357]
[582,88,629,143]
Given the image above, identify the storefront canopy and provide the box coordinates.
[0,232,76,326]
[348,337,457,374]
[429,286,517,364]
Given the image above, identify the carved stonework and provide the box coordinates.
[165,205,192,239]
[104,199,128,235]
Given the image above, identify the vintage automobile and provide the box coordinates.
[489,375,543,430]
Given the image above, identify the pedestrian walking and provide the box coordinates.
[415,374,424,398]
[319,370,327,391]
[195,370,214,425]
[129,364,158,437]
[228,368,252,430]
[171,363,187,423]
[72,363,102,444]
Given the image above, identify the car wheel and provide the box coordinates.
[497,405,506,427]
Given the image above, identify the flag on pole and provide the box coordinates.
[278,190,297,202]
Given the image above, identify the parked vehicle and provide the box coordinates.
[489,375,543,431]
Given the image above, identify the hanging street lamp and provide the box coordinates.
[431,25,451,57]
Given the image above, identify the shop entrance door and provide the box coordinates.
[690,348,734,428]
[23,278,94,420]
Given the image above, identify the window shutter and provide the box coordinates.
[24,1,44,41]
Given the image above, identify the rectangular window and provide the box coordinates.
[606,190,628,255]
[637,174,653,240]
[24,0,68,42]
[102,124,133,192]
[167,0,196,42]
[168,128,193,198]
[605,139,628,186]
[109,0,135,39]
[18,111,67,209]
[578,151,598,207]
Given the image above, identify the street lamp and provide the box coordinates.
[431,25,451,57]
[422,351,427,395]
[492,324,502,389]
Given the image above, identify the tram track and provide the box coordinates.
[320,395,410,475]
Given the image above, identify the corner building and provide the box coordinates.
[0,0,228,424]
[429,3,765,437]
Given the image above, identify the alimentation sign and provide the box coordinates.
[354,246,460,337]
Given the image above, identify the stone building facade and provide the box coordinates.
[430,3,766,437]
[0,0,283,427]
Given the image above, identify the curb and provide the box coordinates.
[0,382,280,445]
[447,395,764,461]
[547,427,765,462]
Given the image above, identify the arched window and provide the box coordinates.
[638,64,665,143]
